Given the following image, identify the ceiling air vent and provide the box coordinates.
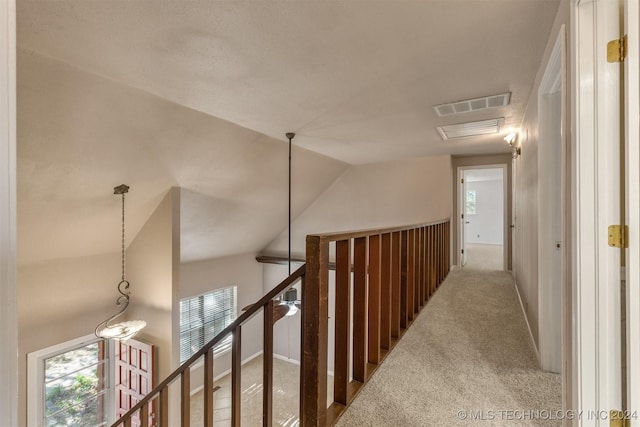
[437,118,505,140]
[434,92,511,117]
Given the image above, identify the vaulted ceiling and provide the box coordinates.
[16,0,560,265]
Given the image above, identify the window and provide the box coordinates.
[466,190,477,215]
[28,336,110,427]
[179,286,237,363]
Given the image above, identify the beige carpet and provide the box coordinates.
[336,268,561,426]
[464,243,503,270]
[191,268,560,426]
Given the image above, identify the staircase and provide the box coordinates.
[112,219,451,427]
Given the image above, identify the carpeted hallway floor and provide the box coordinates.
[190,268,561,426]
[464,243,504,270]
[336,268,561,426]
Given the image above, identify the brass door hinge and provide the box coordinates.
[461,249,464,254]
[461,178,464,184]
[608,225,628,248]
[607,35,627,62]
[610,410,631,427]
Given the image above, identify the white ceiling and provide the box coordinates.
[16,0,560,264]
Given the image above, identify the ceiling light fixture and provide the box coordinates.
[434,92,511,117]
[504,132,517,146]
[437,118,505,140]
[95,185,146,341]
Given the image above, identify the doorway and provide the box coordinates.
[458,165,507,271]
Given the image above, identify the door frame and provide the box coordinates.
[455,164,508,270]
[573,0,623,419]
[0,0,17,424]
[537,25,565,375]
[624,0,640,420]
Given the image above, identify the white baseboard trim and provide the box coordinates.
[273,353,300,365]
[466,242,504,246]
[273,353,335,377]
[512,278,540,365]
[190,350,264,396]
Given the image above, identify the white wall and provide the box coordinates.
[180,252,265,390]
[18,252,122,426]
[127,187,181,380]
[512,1,570,362]
[265,155,453,258]
[0,0,17,424]
[262,155,453,375]
[18,187,181,426]
[465,179,503,245]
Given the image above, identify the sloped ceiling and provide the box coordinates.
[16,0,560,264]
[18,52,347,264]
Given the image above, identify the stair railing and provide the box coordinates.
[111,264,306,427]
[112,219,450,427]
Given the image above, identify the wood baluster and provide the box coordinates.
[441,223,445,283]
[334,239,351,405]
[301,236,329,426]
[400,230,408,330]
[368,234,381,365]
[444,222,449,277]
[417,228,423,308]
[422,227,427,304]
[353,236,368,382]
[380,233,392,350]
[438,224,444,284]
[430,226,436,296]
[263,301,274,427]
[413,228,422,315]
[159,387,169,427]
[181,369,190,426]
[204,348,214,427]
[436,225,440,288]
[140,402,149,427]
[391,231,401,338]
[232,326,242,427]
[407,229,415,322]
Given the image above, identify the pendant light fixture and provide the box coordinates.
[95,184,146,341]
[282,132,301,316]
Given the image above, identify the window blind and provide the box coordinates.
[179,286,236,363]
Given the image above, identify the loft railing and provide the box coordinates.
[300,219,450,425]
[112,219,450,427]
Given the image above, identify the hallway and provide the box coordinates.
[191,268,561,426]
[336,268,561,426]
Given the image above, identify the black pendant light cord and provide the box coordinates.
[113,184,130,297]
[286,133,295,276]
[121,191,126,282]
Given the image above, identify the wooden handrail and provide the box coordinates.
[112,219,451,427]
[111,264,306,426]
[301,219,451,426]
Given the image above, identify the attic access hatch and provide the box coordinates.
[437,117,505,140]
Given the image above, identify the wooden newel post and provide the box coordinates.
[301,235,329,426]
